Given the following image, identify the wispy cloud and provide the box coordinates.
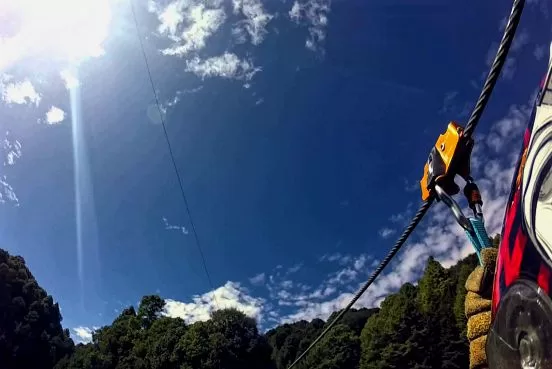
[151,0,226,57]
[232,0,273,45]
[286,263,303,274]
[378,228,395,239]
[483,29,530,81]
[388,203,414,226]
[185,53,261,81]
[289,0,330,52]
[319,252,352,265]
[164,281,265,323]
[0,131,21,206]
[354,254,368,271]
[534,44,547,61]
[162,217,189,235]
[249,272,266,285]
[3,132,22,166]
[258,252,373,322]
[510,29,530,53]
[0,175,19,205]
[439,90,471,118]
[403,178,420,193]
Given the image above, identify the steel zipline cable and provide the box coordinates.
[463,0,525,139]
[286,198,434,369]
[129,0,219,308]
[287,0,525,367]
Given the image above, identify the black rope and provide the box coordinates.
[463,0,525,139]
[129,0,219,307]
[287,198,434,369]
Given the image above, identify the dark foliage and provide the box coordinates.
[1,247,483,369]
[0,249,73,369]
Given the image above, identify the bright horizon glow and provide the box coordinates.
[0,0,112,72]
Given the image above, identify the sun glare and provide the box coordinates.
[0,0,112,72]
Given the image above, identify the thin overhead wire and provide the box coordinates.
[287,198,434,369]
[129,0,219,307]
[463,0,525,139]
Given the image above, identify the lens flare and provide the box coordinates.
[0,0,112,72]
[69,68,100,306]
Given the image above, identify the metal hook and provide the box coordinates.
[435,185,473,232]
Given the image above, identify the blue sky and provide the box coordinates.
[0,0,550,343]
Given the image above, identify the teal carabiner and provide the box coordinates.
[435,184,492,265]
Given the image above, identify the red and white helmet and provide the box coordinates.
[487,43,552,369]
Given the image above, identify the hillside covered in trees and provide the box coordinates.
[0,247,480,369]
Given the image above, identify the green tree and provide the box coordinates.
[137,295,165,329]
[0,248,74,369]
[138,316,187,369]
[3,245,489,369]
[267,319,324,369]
[176,308,273,369]
[325,308,379,335]
[302,324,360,369]
[360,283,429,369]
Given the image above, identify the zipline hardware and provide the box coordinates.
[421,123,492,265]
[287,0,525,367]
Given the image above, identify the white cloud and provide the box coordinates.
[403,178,421,193]
[439,90,472,118]
[232,0,273,45]
[281,280,293,289]
[164,281,265,323]
[501,58,517,80]
[45,106,66,124]
[286,263,302,274]
[510,29,529,53]
[388,202,414,226]
[289,0,330,52]
[483,27,529,82]
[0,132,21,207]
[72,326,98,344]
[151,0,226,57]
[319,252,351,265]
[3,132,22,166]
[185,53,261,81]
[60,69,80,90]
[249,272,266,285]
[378,227,395,239]
[260,252,371,319]
[327,267,357,285]
[162,217,189,235]
[353,254,367,271]
[0,176,19,206]
[1,78,41,106]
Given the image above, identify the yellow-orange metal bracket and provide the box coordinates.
[420,122,473,201]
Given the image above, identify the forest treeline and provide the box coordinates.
[0,243,489,369]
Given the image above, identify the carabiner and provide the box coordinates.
[435,184,492,265]
[435,185,472,231]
